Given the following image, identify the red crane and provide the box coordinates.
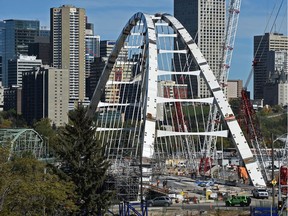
[237,61,270,183]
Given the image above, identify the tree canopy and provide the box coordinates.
[0,148,77,215]
[0,109,27,128]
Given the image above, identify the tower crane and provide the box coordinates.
[199,0,242,176]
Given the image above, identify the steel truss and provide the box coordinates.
[0,129,46,160]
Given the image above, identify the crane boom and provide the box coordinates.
[218,0,241,87]
[238,89,270,183]
[201,0,243,175]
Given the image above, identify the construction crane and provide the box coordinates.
[237,87,271,183]
[217,0,241,88]
[199,0,242,177]
[236,0,286,185]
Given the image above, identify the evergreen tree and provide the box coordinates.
[55,105,113,215]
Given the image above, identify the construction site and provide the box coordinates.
[84,0,288,215]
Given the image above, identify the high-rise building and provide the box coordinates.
[85,21,100,78]
[39,26,50,37]
[84,19,100,100]
[0,19,40,86]
[8,55,42,87]
[100,40,128,61]
[28,42,51,65]
[93,40,129,103]
[253,33,288,99]
[87,57,105,100]
[263,50,288,106]
[28,43,51,65]
[28,33,51,66]
[227,79,243,100]
[4,85,22,114]
[174,0,226,97]
[22,65,69,126]
[88,41,118,100]
[50,5,86,107]
[100,40,116,59]
[174,0,226,98]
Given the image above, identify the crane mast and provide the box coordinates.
[201,0,242,176]
[217,0,241,89]
[202,0,267,187]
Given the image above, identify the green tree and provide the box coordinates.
[0,148,77,215]
[0,109,27,128]
[33,118,57,153]
[33,118,55,138]
[54,105,113,215]
[0,119,12,128]
[272,105,283,113]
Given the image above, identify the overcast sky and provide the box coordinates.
[0,0,287,94]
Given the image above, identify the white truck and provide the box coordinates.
[252,187,269,199]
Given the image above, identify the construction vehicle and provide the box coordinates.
[225,195,251,207]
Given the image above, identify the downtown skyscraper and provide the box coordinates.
[253,33,288,100]
[174,0,225,98]
[0,19,40,86]
[85,20,100,78]
[50,5,86,108]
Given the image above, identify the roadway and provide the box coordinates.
[153,175,274,207]
[147,198,275,215]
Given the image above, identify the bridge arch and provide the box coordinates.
[0,129,45,160]
[88,12,265,201]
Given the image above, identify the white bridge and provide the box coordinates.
[87,12,266,201]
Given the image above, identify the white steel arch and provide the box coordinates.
[87,12,157,164]
[161,13,265,186]
[88,12,266,200]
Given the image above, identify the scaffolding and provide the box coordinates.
[106,160,141,202]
